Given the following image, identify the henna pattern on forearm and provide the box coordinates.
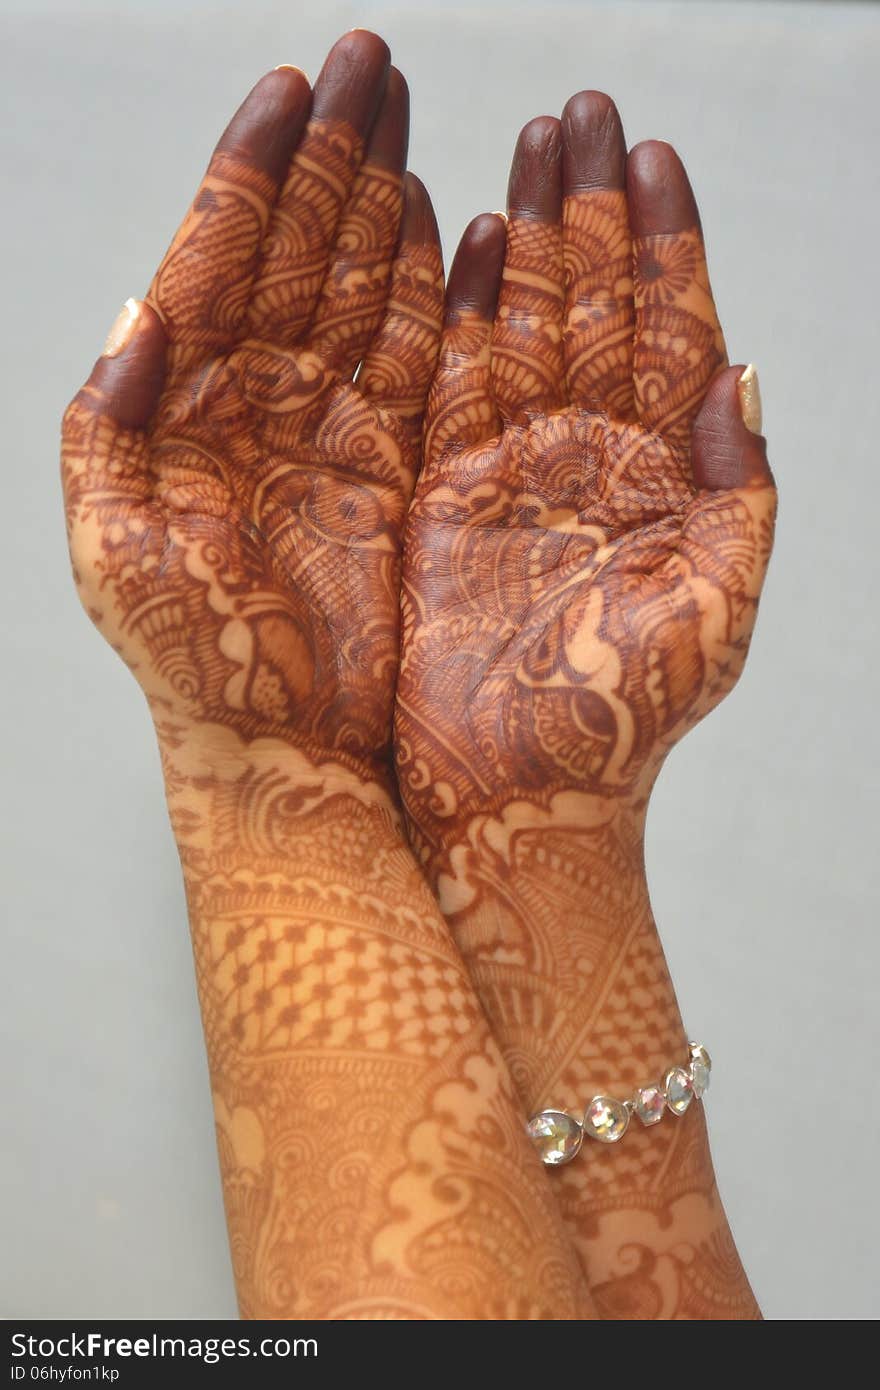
[396,114,775,1318]
[159,729,591,1318]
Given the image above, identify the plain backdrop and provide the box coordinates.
[2,0,878,1321]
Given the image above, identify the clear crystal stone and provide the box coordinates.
[526,1110,583,1166]
[664,1067,694,1115]
[634,1084,666,1126]
[690,1059,710,1097]
[688,1042,712,1073]
[584,1096,630,1143]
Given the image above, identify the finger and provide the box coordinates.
[424,213,506,468]
[561,91,635,417]
[666,364,776,709]
[147,67,311,383]
[691,363,773,491]
[628,140,726,452]
[308,67,409,376]
[61,300,167,561]
[248,31,391,345]
[358,173,444,438]
[69,299,167,431]
[491,117,565,423]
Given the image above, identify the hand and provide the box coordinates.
[60,40,598,1318]
[394,93,774,1320]
[396,97,776,858]
[62,33,442,786]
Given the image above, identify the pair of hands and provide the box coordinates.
[62,31,774,835]
[61,30,776,1320]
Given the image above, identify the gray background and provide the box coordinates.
[2,0,878,1320]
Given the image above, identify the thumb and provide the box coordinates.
[74,298,167,430]
[671,361,777,696]
[691,363,774,490]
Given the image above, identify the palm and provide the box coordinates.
[396,125,775,857]
[67,353,411,763]
[400,406,768,815]
[62,60,442,775]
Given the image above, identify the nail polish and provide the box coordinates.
[103,298,140,357]
[737,363,762,434]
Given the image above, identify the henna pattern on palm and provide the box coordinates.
[396,99,775,1319]
[64,83,441,781]
[61,40,596,1320]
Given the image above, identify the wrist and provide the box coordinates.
[154,716,405,861]
[414,789,649,915]
[407,790,685,1106]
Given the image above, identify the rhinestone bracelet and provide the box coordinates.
[526,1041,711,1167]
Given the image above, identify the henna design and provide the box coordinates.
[148,149,275,381]
[634,229,726,449]
[163,728,591,1318]
[359,239,448,434]
[424,311,498,463]
[64,109,443,780]
[396,110,775,1317]
[308,158,404,370]
[590,1219,761,1320]
[397,408,771,840]
[248,120,367,347]
[491,216,565,421]
[63,352,417,777]
[61,44,600,1318]
[562,189,635,417]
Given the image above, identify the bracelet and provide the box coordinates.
[526,1041,711,1167]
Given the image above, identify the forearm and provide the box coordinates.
[420,793,760,1319]
[157,720,596,1319]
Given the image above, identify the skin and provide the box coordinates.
[61,33,597,1320]
[395,92,776,1318]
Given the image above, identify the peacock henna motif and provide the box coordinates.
[61,39,597,1319]
[395,101,776,1317]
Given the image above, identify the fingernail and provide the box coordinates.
[274,63,309,81]
[491,210,508,222]
[103,298,140,357]
[737,363,762,434]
